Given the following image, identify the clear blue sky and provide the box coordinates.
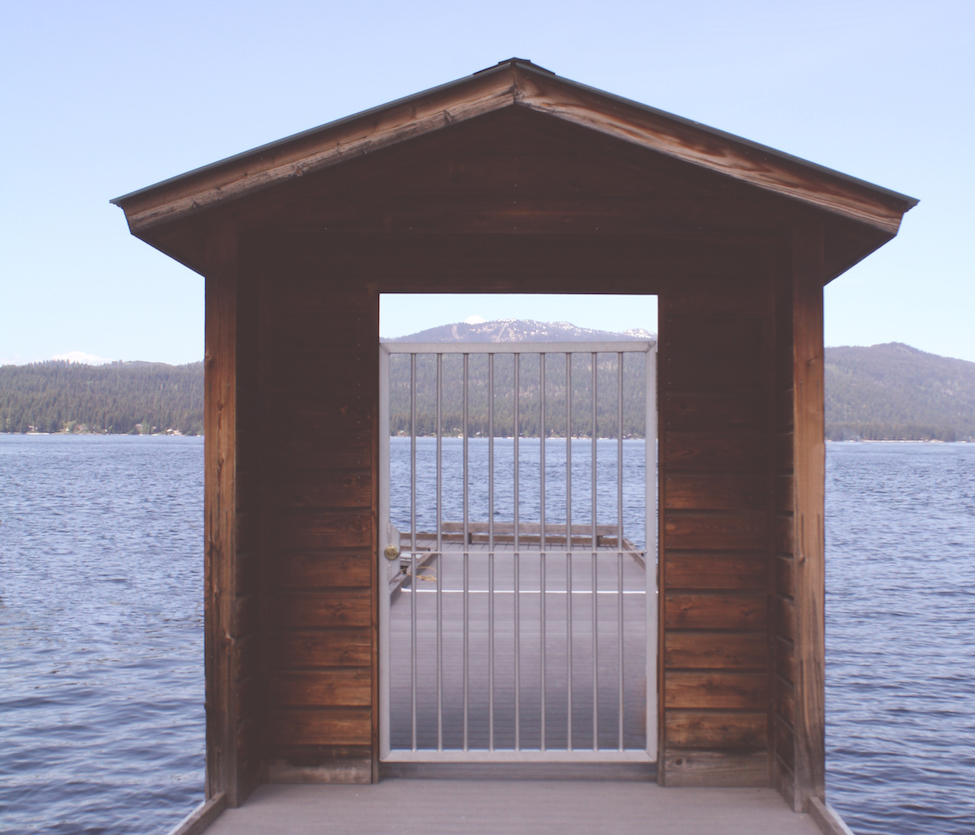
[2,1,971,364]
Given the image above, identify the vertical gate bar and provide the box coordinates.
[437,353,443,752]
[410,353,417,751]
[566,352,573,751]
[463,352,469,752]
[617,352,625,751]
[378,346,391,759]
[539,352,546,751]
[514,352,521,750]
[488,353,495,751]
[591,352,598,752]
[645,345,658,758]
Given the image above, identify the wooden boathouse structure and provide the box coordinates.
[113,60,916,833]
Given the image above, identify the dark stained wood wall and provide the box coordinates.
[231,231,787,791]
[197,113,838,800]
[657,265,776,786]
[255,257,379,784]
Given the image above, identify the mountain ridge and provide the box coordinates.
[2,323,972,440]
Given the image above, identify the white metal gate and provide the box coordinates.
[379,341,657,764]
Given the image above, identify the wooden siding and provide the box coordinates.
[187,104,861,795]
[252,262,380,784]
[657,268,775,787]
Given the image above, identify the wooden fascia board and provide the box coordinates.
[512,69,915,237]
[116,69,519,233]
[115,61,915,243]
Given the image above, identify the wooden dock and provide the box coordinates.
[196,781,827,834]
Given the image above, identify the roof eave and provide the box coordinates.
[113,60,917,241]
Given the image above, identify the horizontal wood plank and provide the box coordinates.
[267,707,372,746]
[775,556,795,598]
[236,592,259,638]
[268,669,372,707]
[774,716,796,772]
[267,630,373,668]
[664,593,767,630]
[664,512,767,551]
[263,470,373,509]
[661,314,768,394]
[267,552,373,590]
[664,553,767,590]
[664,671,768,710]
[267,592,372,629]
[776,475,794,513]
[663,394,764,433]
[665,474,767,511]
[774,595,796,641]
[663,433,768,473]
[776,637,796,683]
[665,631,769,670]
[663,749,769,787]
[774,514,794,556]
[665,710,767,749]
[265,510,374,550]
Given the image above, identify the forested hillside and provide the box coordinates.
[824,343,975,441]
[0,361,204,435]
[3,331,972,441]
[387,319,652,437]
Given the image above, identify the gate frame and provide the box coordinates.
[378,340,658,764]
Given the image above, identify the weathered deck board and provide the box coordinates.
[199,781,824,834]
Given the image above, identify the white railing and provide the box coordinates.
[379,341,657,763]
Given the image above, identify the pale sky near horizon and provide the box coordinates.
[2,1,972,365]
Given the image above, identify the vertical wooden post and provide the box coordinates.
[204,220,239,806]
[791,221,826,811]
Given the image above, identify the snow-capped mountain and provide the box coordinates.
[386,319,656,344]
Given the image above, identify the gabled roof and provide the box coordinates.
[112,58,916,246]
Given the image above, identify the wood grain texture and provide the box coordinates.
[661,315,767,394]
[664,671,768,710]
[789,222,827,811]
[776,637,796,683]
[203,221,240,805]
[662,749,769,787]
[267,552,373,590]
[664,593,767,631]
[665,710,767,749]
[267,592,373,629]
[774,595,796,642]
[664,631,768,670]
[663,394,764,433]
[268,670,372,707]
[264,510,373,551]
[664,553,767,590]
[262,470,372,510]
[664,512,767,551]
[267,630,373,669]
[776,474,794,513]
[663,434,768,473]
[665,474,767,511]
[774,514,794,555]
[267,708,373,746]
[774,557,795,598]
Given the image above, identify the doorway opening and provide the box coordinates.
[378,296,657,767]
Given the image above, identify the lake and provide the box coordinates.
[0,436,972,834]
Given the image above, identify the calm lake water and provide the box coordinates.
[0,436,973,834]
